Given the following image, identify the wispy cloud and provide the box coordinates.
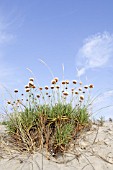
[76,32,113,77]
[0,17,14,45]
[0,31,13,44]
[76,67,86,77]
[0,14,16,89]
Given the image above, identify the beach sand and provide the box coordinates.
[0,122,113,170]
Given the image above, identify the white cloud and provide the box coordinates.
[0,10,16,45]
[0,16,16,90]
[76,32,113,77]
[0,19,14,44]
[0,31,13,44]
[76,67,86,77]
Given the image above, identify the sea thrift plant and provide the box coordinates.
[5,76,94,157]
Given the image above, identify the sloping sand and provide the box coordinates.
[0,122,113,170]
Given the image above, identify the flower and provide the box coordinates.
[25,85,29,89]
[29,81,34,87]
[89,84,94,88]
[39,87,43,90]
[63,91,69,96]
[37,95,40,98]
[78,88,82,91]
[73,80,77,84]
[14,89,18,93]
[26,88,30,92]
[79,82,82,85]
[56,85,60,89]
[32,85,36,89]
[66,80,69,84]
[62,81,65,84]
[51,85,54,89]
[7,101,11,104]
[29,78,34,81]
[84,85,88,89]
[80,95,84,100]
[75,91,79,94]
[45,86,49,90]
[54,77,59,82]
[51,79,56,84]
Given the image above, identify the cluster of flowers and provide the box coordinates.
[7,77,94,108]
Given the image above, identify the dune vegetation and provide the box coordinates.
[4,75,94,158]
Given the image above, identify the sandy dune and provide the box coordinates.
[0,122,113,170]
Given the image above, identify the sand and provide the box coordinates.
[0,122,113,170]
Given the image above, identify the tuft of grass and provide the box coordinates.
[4,75,94,157]
[98,116,105,126]
[109,117,112,122]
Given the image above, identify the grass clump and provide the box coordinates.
[4,76,94,157]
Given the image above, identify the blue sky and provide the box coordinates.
[0,0,113,119]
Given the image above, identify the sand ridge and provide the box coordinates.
[0,122,113,170]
